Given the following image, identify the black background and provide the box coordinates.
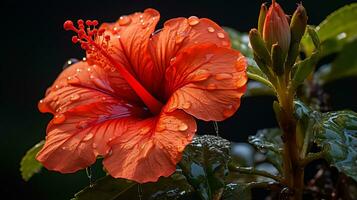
[1,0,357,199]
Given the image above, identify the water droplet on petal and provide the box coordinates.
[215,73,233,80]
[182,102,191,109]
[67,76,80,84]
[83,133,94,141]
[221,41,230,47]
[53,114,66,124]
[188,16,200,26]
[217,32,225,39]
[175,34,185,44]
[63,58,79,69]
[170,57,176,65]
[207,27,215,33]
[77,120,89,129]
[118,16,131,26]
[206,83,217,90]
[70,94,80,101]
[38,99,51,113]
[156,124,166,132]
[235,56,247,71]
[223,105,235,118]
[192,69,211,81]
[179,123,188,131]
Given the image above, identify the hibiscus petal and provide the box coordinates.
[103,108,196,183]
[94,9,161,96]
[164,44,247,121]
[148,16,231,79]
[37,61,149,173]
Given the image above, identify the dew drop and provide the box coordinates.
[235,56,247,71]
[83,133,94,141]
[63,58,79,69]
[178,123,188,131]
[82,57,87,61]
[67,76,80,84]
[223,105,235,117]
[188,16,200,26]
[77,120,89,129]
[101,97,107,101]
[156,124,166,132]
[221,41,230,47]
[217,32,225,39]
[175,34,185,44]
[206,83,217,90]
[215,73,233,80]
[170,57,176,65]
[207,27,215,33]
[87,67,92,72]
[76,68,82,73]
[192,69,211,81]
[70,94,80,101]
[53,114,66,124]
[182,102,191,109]
[38,99,51,113]
[118,16,131,26]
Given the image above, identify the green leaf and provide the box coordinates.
[73,172,195,200]
[179,135,231,200]
[244,81,275,97]
[291,51,319,88]
[314,110,357,182]
[248,128,283,173]
[221,183,252,200]
[315,39,357,84]
[73,176,136,200]
[294,101,357,181]
[246,58,275,90]
[292,27,320,88]
[20,140,44,181]
[302,3,357,57]
[224,27,253,58]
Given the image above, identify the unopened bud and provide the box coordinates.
[263,0,291,55]
[286,3,308,68]
[258,3,268,35]
[249,29,272,67]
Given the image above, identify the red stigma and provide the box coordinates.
[63,19,107,51]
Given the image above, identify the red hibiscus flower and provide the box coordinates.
[36,8,247,183]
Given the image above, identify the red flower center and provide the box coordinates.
[63,19,163,115]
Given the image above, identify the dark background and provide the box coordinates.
[1,0,356,199]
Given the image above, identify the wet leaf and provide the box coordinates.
[294,101,357,181]
[73,172,195,200]
[72,176,136,200]
[248,129,283,173]
[315,39,357,84]
[20,140,44,181]
[301,3,357,57]
[179,135,231,200]
[246,58,275,90]
[221,182,251,200]
[314,110,357,181]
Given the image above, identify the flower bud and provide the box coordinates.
[263,0,291,55]
[249,29,272,67]
[286,3,308,67]
[258,3,268,35]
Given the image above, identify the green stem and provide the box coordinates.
[229,165,283,183]
[276,73,304,200]
[300,149,327,167]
